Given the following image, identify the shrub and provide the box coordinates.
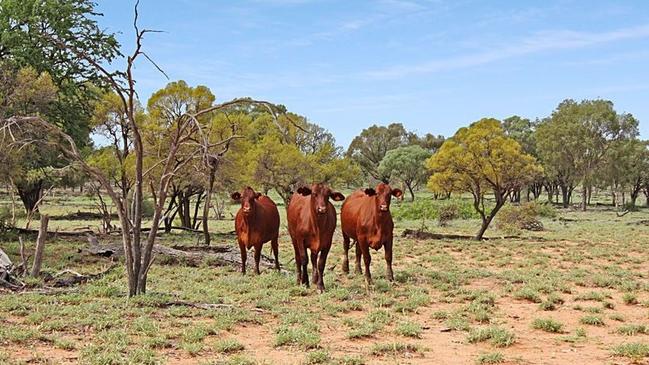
[496,202,545,233]
[392,198,479,222]
[438,204,459,226]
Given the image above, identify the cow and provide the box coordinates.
[231,187,280,275]
[340,182,403,288]
[287,183,345,292]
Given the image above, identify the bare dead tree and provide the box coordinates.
[0,2,289,296]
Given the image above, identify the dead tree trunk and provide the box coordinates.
[30,215,49,277]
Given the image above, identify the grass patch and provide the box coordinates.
[213,338,245,354]
[305,349,331,364]
[580,315,605,326]
[395,321,423,338]
[370,342,420,356]
[532,318,564,333]
[467,327,515,347]
[617,324,649,336]
[476,352,505,364]
[612,343,649,362]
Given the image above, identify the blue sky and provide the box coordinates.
[96,0,649,148]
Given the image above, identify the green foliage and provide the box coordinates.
[378,145,432,200]
[427,118,542,239]
[392,198,479,222]
[536,99,639,208]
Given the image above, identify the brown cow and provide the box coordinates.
[341,182,403,287]
[231,187,280,274]
[287,183,345,292]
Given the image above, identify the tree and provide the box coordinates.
[598,139,649,208]
[427,118,542,240]
[0,0,121,211]
[0,64,60,212]
[247,113,359,204]
[378,145,431,201]
[536,99,638,210]
[346,123,414,181]
[502,115,543,201]
[1,3,288,296]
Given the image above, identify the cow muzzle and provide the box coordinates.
[379,204,389,212]
[316,206,327,214]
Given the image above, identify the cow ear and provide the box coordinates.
[330,192,345,201]
[254,193,262,199]
[391,189,403,198]
[297,187,312,196]
[231,192,241,201]
[364,188,376,196]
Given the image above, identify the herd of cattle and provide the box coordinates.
[230,183,403,292]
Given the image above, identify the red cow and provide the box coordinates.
[341,182,403,287]
[287,183,345,292]
[231,187,280,274]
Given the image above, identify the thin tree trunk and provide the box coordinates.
[581,185,587,211]
[30,215,49,277]
[407,183,415,202]
[203,167,216,246]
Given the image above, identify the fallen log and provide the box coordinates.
[84,235,286,272]
[48,264,118,287]
[401,229,520,241]
[162,300,267,313]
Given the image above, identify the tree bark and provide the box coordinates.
[406,183,415,202]
[30,215,49,277]
[581,184,587,211]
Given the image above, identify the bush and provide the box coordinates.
[438,204,459,226]
[496,202,546,233]
[0,206,16,239]
[141,199,155,218]
[392,198,479,222]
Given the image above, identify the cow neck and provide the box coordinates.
[308,200,327,235]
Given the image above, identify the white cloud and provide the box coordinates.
[364,24,649,80]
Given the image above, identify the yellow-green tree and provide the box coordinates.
[427,118,542,240]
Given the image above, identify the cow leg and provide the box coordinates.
[360,241,372,288]
[271,236,280,271]
[384,240,394,282]
[238,240,247,275]
[317,247,330,293]
[311,249,319,285]
[342,233,351,274]
[354,241,362,274]
[253,244,261,275]
[292,239,302,285]
[301,245,309,287]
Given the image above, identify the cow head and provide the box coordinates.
[231,187,262,216]
[363,183,403,212]
[297,183,345,215]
